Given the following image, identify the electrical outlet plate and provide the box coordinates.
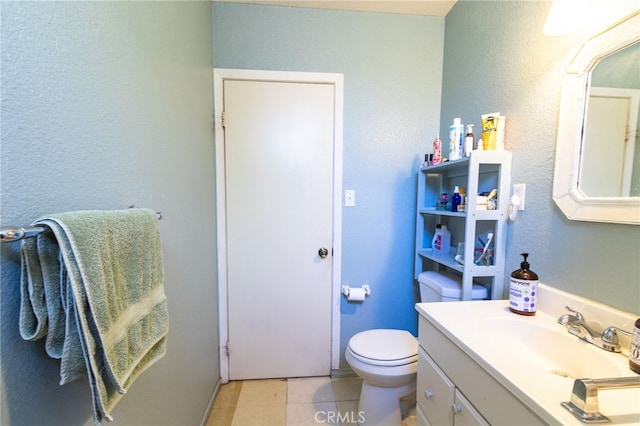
[513,184,526,210]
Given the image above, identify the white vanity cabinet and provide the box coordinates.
[417,347,487,426]
[417,314,545,425]
[415,150,511,300]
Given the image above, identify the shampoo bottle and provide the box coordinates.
[509,253,538,316]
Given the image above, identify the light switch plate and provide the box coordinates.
[345,190,355,207]
[513,184,526,210]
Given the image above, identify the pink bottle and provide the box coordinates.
[433,134,442,165]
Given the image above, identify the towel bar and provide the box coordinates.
[0,212,163,243]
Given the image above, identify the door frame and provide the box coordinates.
[213,68,344,383]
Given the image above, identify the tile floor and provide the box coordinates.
[205,376,416,426]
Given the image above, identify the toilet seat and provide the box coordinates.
[347,329,418,367]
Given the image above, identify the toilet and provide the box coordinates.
[345,271,487,425]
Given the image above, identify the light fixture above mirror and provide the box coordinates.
[543,0,640,36]
[552,10,640,225]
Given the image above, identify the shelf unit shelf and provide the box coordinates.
[414,150,512,301]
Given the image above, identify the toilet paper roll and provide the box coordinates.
[346,288,366,302]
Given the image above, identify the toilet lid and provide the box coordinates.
[348,329,418,364]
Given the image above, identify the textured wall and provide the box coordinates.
[0,2,218,425]
[441,1,639,313]
[213,3,445,367]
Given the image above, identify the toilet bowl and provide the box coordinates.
[345,329,418,426]
[345,271,488,425]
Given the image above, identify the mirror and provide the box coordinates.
[553,11,640,224]
[580,40,640,198]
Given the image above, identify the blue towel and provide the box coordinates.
[20,208,168,424]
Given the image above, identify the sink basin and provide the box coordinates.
[477,316,629,380]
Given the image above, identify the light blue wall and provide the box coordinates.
[441,1,639,313]
[213,1,640,373]
[0,2,218,425]
[212,3,445,368]
[2,2,637,422]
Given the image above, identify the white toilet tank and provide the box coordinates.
[418,271,488,302]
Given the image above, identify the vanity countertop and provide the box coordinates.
[416,298,640,425]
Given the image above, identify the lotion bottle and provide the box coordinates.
[509,253,538,316]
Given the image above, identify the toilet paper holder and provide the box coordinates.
[341,285,371,300]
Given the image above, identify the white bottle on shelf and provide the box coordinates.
[449,118,461,161]
[431,224,451,255]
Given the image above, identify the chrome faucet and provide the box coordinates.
[562,376,640,422]
[557,306,630,353]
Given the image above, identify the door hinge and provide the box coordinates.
[225,341,231,357]
[221,111,227,128]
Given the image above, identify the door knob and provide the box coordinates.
[318,247,329,258]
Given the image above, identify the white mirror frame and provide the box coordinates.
[553,10,640,225]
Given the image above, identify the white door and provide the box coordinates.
[581,87,639,197]
[223,78,335,380]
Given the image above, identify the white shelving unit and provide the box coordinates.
[415,150,512,300]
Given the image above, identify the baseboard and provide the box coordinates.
[200,377,223,426]
[330,367,357,379]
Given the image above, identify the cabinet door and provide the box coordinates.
[416,405,431,426]
[453,389,489,426]
[417,347,455,426]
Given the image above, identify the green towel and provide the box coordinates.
[20,208,168,424]
[20,230,66,358]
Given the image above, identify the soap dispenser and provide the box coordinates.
[509,253,539,316]
[630,318,640,374]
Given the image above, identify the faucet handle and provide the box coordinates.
[601,327,620,345]
[600,326,631,352]
[564,306,584,321]
[602,326,632,344]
